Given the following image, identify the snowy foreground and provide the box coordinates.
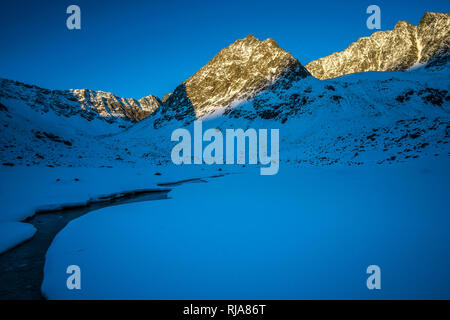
[40,157,450,299]
[0,165,226,254]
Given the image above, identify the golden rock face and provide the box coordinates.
[306,12,450,80]
[154,34,310,127]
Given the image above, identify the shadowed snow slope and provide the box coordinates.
[118,66,450,168]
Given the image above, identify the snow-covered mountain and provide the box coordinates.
[306,12,450,79]
[1,12,449,168]
[122,62,449,167]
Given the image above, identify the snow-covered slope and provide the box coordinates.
[120,63,450,168]
[306,12,450,79]
[0,79,161,167]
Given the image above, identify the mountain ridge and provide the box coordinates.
[0,78,161,125]
[305,12,450,79]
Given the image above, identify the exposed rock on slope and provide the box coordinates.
[153,34,310,128]
[306,12,450,79]
[425,52,450,72]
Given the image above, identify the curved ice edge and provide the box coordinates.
[0,222,37,255]
[34,188,171,214]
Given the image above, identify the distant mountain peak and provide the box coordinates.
[306,12,450,79]
[237,34,279,47]
[153,35,310,127]
[243,33,258,41]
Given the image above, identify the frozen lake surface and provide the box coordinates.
[41,160,450,299]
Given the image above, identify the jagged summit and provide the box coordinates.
[152,34,310,127]
[231,34,279,49]
[306,12,450,79]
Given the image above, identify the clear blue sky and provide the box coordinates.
[1,0,449,99]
